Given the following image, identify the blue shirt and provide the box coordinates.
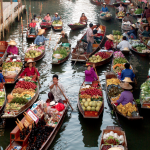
[127,29,137,38]
[52,16,61,22]
[101,7,109,12]
[0,73,5,82]
[121,69,135,81]
[34,35,49,45]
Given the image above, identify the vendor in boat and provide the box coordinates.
[116,3,124,12]
[126,24,137,39]
[29,19,36,35]
[141,26,150,37]
[101,3,109,12]
[134,6,143,15]
[111,82,133,105]
[34,29,49,45]
[19,59,40,79]
[58,31,69,44]
[121,63,135,82]
[104,34,114,50]
[48,74,68,104]
[84,63,98,84]
[122,12,133,24]
[52,12,61,22]
[43,13,51,22]
[142,7,150,26]
[117,36,132,51]
[7,40,18,55]
[79,13,87,24]
[0,71,5,84]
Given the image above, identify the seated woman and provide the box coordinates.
[29,19,36,35]
[101,3,109,12]
[19,59,40,79]
[7,40,18,55]
[58,31,69,44]
[127,24,137,39]
[104,34,114,50]
[79,13,87,24]
[84,64,98,84]
[121,63,135,81]
[141,26,150,37]
[111,82,133,105]
[123,13,133,24]
[52,12,61,22]
[93,24,103,43]
[134,6,143,14]
[43,13,51,22]
[116,3,124,12]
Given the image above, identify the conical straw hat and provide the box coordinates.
[123,47,129,51]
[122,77,133,83]
[25,59,36,67]
[119,82,132,90]
[106,34,114,41]
[38,29,45,35]
[8,40,17,46]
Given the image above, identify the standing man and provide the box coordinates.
[86,23,97,54]
[143,7,150,26]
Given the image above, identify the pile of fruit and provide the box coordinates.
[15,81,37,90]
[117,102,137,117]
[52,20,62,26]
[114,51,125,58]
[0,90,5,107]
[88,51,112,63]
[132,44,149,53]
[108,85,123,98]
[117,11,125,18]
[100,12,112,17]
[112,30,123,43]
[25,45,45,58]
[107,78,120,86]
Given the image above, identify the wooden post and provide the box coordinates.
[21,0,22,14]
[21,16,23,38]
[18,0,20,21]
[0,0,4,38]
[0,1,1,40]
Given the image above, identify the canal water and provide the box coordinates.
[0,0,150,149]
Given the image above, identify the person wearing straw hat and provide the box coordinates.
[126,24,137,39]
[122,77,133,83]
[121,63,135,82]
[141,26,150,37]
[111,82,133,105]
[101,3,109,12]
[52,12,61,22]
[58,31,69,44]
[7,40,18,55]
[34,29,49,45]
[19,59,40,79]
[105,34,114,50]
[117,36,132,51]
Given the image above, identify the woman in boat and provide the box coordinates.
[93,24,103,42]
[79,13,87,24]
[33,14,39,22]
[84,63,98,84]
[122,12,133,24]
[58,31,69,44]
[43,13,51,22]
[34,29,49,45]
[52,12,61,22]
[116,3,124,12]
[19,59,40,79]
[29,19,36,35]
[141,26,150,37]
[134,6,143,15]
[7,40,18,55]
[111,82,133,105]
[101,3,109,12]
[127,24,137,39]
[104,34,114,50]
[121,63,135,82]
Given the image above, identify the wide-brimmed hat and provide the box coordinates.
[8,40,17,46]
[38,29,45,35]
[55,12,58,15]
[119,82,132,90]
[122,77,133,83]
[25,59,36,67]
[137,18,142,23]
[106,34,114,41]
[131,24,136,28]
[123,47,129,51]
[103,3,106,5]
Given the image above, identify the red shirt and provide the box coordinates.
[105,40,113,50]
[29,22,36,28]
[20,67,40,77]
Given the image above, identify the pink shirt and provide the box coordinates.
[7,46,18,55]
[85,68,97,82]
[20,67,40,77]
[44,16,51,22]
[86,28,94,43]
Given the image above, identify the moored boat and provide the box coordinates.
[68,22,87,30]
[0,41,8,65]
[52,20,63,31]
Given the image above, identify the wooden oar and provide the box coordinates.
[54,35,61,51]
[94,67,100,85]
[57,85,74,111]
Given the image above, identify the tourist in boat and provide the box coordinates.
[116,3,124,12]
[126,24,137,39]
[93,24,103,42]
[58,31,69,44]
[7,40,18,55]
[79,13,87,24]
[52,12,61,22]
[86,23,97,54]
[43,13,51,22]
[101,3,109,12]
[84,63,98,84]
[121,63,135,81]
[141,26,150,37]
[143,7,150,26]
[134,6,143,15]
[104,34,114,50]
[48,74,68,104]
[34,29,49,45]
[19,59,40,79]
[111,82,133,105]
[117,36,132,51]
[122,12,133,24]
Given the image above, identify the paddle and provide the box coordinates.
[57,85,74,111]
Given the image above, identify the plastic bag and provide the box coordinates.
[55,103,65,111]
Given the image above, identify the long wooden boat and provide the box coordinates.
[77,81,104,119]
[90,0,113,6]
[139,36,150,49]
[68,23,87,30]
[1,82,39,119]
[86,51,113,67]
[99,126,128,150]
[105,72,143,120]
[0,41,8,65]
[40,22,52,29]
[121,23,131,31]
[52,21,63,31]
[100,13,112,21]
[71,25,106,62]
[0,87,7,116]
[26,30,37,40]
[90,0,102,6]
[5,100,68,150]
[113,1,131,7]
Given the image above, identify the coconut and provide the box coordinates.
[96,106,100,112]
[84,101,89,107]
[91,107,95,111]
[92,101,96,107]
[87,106,91,111]
[82,106,86,111]
[82,99,86,103]
[87,98,91,102]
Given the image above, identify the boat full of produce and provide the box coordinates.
[0,84,6,115]
[68,22,87,30]
[0,41,8,65]
[52,20,63,31]
[116,11,125,20]
[121,21,132,31]
[100,12,112,21]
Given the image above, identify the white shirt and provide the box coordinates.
[117,40,132,51]
[118,6,124,12]
[94,28,101,33]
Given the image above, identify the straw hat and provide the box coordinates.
[61,31,65,35]
[8,40,17,46]
[55,12,58,15]
[103,3,106,5]
[123,47,129,51]
[119,82,132,90]
[108,148,122,150]
[122,77,133,83]
[106,34,114,41]
[137,18,142,23]
[131,24,136,28]
[25,59,36,67]
[38,29,45,35]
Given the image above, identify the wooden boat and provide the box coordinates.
[100,13,112,21]
[0,41,8,65]
[68,23,87,30]
[0,87,7,116]
[116,12,126,20]
[71,25,106,62]
[139,36,150,49]
[105,72,143,120]
[99,126,128,150]
[52,21,63,31]
[121,50,130,54]
[26,30,37,40]
[1,82,39,119]
[90,0,113,6]
[90,0,102,6]
[86,51,113,67]
[121,23,131,31]
[113,1,131,7]
[40,22,52,29]
[77,81,104,119]
[5,100,68,150]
